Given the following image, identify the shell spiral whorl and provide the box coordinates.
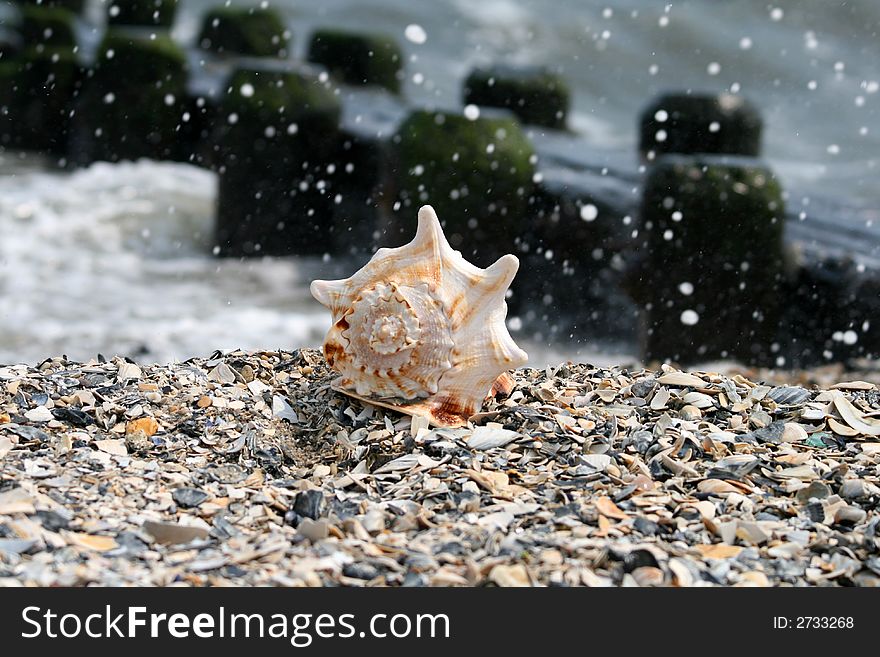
[310,205,528,427]
[337,282,454,400]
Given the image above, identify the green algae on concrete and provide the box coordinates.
[780,255,880,366]
[517,184,637,340]
[0,47,82,154]
[20,5,77,51]
[18,0,85,12]
[463,66,570,130]
[107,0,178,28]
[307,29,402,93]
[198,6,289,58]
[633,156,786,366]
[176,93,217,168]
[392,109,536,266]
[0,28,23,61]
[74,31,187,163]
[640,93,763,159]
[214,67,342,256]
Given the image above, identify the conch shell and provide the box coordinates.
[310,205,528,427]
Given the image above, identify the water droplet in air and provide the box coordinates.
[680,310,699,326]
[405,24,427,44]
[580,204,598,221]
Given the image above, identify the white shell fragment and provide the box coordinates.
[310,205,528,427]
[657,372,707,388]
[830,391,880,437]
[466,426,523,450]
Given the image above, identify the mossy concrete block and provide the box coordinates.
[853,277,880,359]
[108,0,178,28]
[0,27,24,61]
[639,93,763,159]
[74,31,187,163]
[514,183,637,338]
[19,1,84,12]
[0,47,82,154]
[633,156,785,366]
[463,65,570,130]
[391,109,536,266]
[20,5,77,51]
[214,67,342,256]
[198,6,289,58]
[328,129,390,256]
[175,93,216,167]
[779,255,880,365]
[307,29,402,93]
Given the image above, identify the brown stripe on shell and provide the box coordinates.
[489,372,516,397]
[446,291,465,327]
[324,339,345,367]
[430,395,474,427]
[446,276,510,331]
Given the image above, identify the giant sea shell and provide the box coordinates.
[310,205,528,427]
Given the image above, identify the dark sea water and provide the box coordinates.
[0,0,878,365]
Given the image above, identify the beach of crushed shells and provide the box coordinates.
[1,348,879,587]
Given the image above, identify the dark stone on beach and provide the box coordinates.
[803,502,826,524]
[742,421,786,445]
[72,31,187,164]
[172,487,208,508]
[767,386,811,406]
[35,509,70,531]
[3,424,50,443]
[621,548,660,573]
[402,572,429,586]
[631,378,657,398]
[639,92,763,159]
[107,0,178,28]
[213,67,341,256]
[284,510,301,528]
[390,109,536,266]
[464,65,570,130]
[343,562,380,580]
[631,156,786,366]
[633,516,661,536]
[292,489,325,521]
[198,6,289,58]
[51,407,91,427]
[0,47,82,155]
[113,531,149,555]
[307,29,403,93]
